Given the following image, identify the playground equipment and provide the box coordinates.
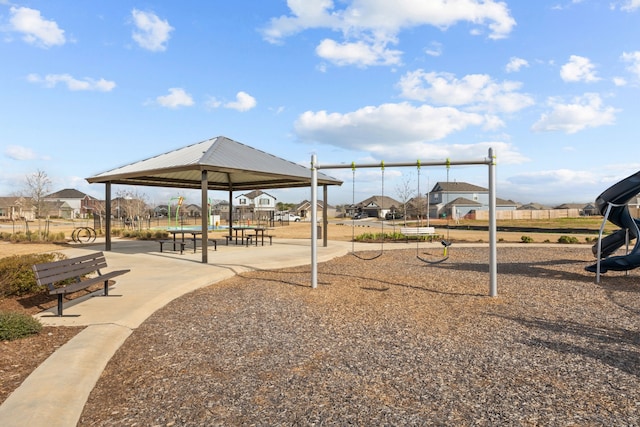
[167,196,219,228]
[585,170,640,281]
[415,159,451,264]
[310,148,498,296]
[167,196,185,227]
[350,161,384,261]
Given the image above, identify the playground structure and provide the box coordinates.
[166,196,221,229]
[310,148,498,296]
[586,170,640,282]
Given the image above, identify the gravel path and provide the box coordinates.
[79,247,640,426]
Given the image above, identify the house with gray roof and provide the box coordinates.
[349,195,402,219]
[428,181,517,219]
[45,188,98,219]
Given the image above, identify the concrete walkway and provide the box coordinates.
[0,237,353,427]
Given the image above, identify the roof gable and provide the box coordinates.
[355,195,402,208]
[432,181,488,193]
[86,136,342,191]
[46,188,88,199]
[446,197,482,207]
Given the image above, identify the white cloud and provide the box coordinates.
[8,6,65,48]
[619,0,640,11]
[294,102,526,162]
[531,93,618,134]
[503,168,601,204]
[156,88,194,108]
[205,96,222,109]
[131,9,173,52]
[621,51,640,80]
[5,145,36,161]
[613,76,627,86]
[26,73,116,91]
[397,70,534,113]
[294,102,488,151]
[425,41,443,57]
[560,55,599,82]
[316,39,402,67]
[262,0,515,67]
[224,91,257,112]
[505,57,529,73]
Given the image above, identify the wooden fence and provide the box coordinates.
[473,209,582,221]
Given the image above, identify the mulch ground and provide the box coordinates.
[0,285,99,404]
[77,247,640,426]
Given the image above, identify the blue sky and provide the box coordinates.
[2,0,640,207]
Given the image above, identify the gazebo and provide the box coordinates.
[86,136,343,262]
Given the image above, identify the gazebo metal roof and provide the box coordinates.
[86,136,342,263]
[86,136,342,190]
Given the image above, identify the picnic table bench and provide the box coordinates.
[400,226,436,242]
[32,251,130,316]
[157,239,219,254]
[158,239,187,254]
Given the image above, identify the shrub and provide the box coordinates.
[0,312,42,341]
[0,252,66,297]
[0,230,66,243]
[521,235,534,243]
[558,235,579,244]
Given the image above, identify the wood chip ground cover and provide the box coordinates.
[77,247,640,426]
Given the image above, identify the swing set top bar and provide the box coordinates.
[316,157,494,170]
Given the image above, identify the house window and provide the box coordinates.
[259,198,270,206]
[239,199,247,205]
[473,193,479,201]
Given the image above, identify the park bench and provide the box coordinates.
[32,251,130,316]
[400,226,436,242]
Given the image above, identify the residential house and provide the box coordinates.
[0,196,35,221]
[428,181,517,219]
[582,203,599,216]
[348,195,402,219]
[518,202,549,210]
[183,204,202,217]
[235,190,277,221]
[210,200,230,222]
[295,200,338,220]
[45,188,98,219]
[44,200,73,219]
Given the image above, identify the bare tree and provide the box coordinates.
[116,189,149,230]
[24,169,51,239]
[395,172,416,220]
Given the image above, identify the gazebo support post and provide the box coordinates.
[201,170,208,263]
[105,182,112,251]
[227,179,233,238]
[323,185,328,247]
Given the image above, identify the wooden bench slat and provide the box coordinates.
[46,269,129,295]
[31,251,129,316]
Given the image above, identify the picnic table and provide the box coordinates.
[230,226,270,246]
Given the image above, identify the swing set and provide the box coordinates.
[348,160,450,264]
[310,148,498,296]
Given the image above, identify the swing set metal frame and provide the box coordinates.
[310,148,498,297]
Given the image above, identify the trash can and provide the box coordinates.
[317,225,322,239]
